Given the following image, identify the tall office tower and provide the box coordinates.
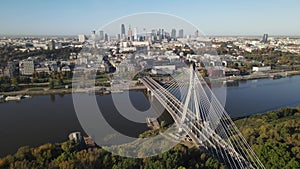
[262,34,268,43]
[171,29,177,39]
[195,30,199,37]
[178,29,184,38]
[128,26,133,41]
[151,29,156,37]
[133,27,138,41]
[48,40,55,50]
[117,34,121,40]
[78,34,86,42]
[161,29,165,39]
[91,30,96,40]
[104,33,109,42]
[99,30,104,40]
[151,29,157,41]
[121,24,126,39]
[143,28,147,41]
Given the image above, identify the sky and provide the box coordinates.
[0,0,299,36]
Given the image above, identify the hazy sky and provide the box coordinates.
[0,0,299,36]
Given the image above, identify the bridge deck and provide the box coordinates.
[139,77,253,168]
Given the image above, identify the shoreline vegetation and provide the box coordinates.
[0,70,299,97]
[0,106,299,169]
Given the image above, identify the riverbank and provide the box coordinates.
[1,71,300,96]
[0,85,147,96]
[227,70,300,81]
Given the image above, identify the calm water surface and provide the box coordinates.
[0,75,300,157]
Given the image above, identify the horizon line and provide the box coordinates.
[1,34,300,38]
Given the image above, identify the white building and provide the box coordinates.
[252,66,271,72]
[19,59,34,75]
[152,65,176,75]
[61,66,71,72]
[78,34,86,43]
[68,132,82,143]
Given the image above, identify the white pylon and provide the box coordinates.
[181,65,201,124]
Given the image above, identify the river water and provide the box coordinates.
[0,75,300,157]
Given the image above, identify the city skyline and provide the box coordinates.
[0,0,300,36]
[0,2,300,166]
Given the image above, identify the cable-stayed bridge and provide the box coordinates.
[139,66,265,169]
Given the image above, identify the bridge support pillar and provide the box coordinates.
[147,90,154,102]
[150,92,154,102]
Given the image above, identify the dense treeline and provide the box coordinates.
[215,42,300,67]
[0,142,224,169]
[0,46,81,63]
[0,107,299,169]
[235,107,300,169]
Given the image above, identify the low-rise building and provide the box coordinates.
[151,65,176,75]
[35,66,50,74]
[223,68,240,76]
[252,66,271,72]
[68,132,82,143]
[61,65,71,72]
[207,68,224,77]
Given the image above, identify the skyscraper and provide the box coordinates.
[128,26,133,41]
[178,29,184,38]
[104,33,109,42]
[91,30,96,40]
[171,29,176,39]
[121,24,126,39]
[133,27,138,41]
[195,30,199,38]
[99,30,104,40]
[262,34,268,43]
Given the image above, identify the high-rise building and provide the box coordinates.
[128,26,133,41]
[48,40,55,50]
[91,30,96,40]
[171,29,176,39]
[19,59,34,76]
[195,30,199,38]
[133,27,138,41]
[121,24,126,39]
[99,30,104,40]
[104,33,109,41]
[178,29,184,38]
[262,34,268,43]
[78,34,86,43]
[143,28,147,41]
[150,29,156,41]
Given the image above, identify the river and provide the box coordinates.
[0,75,300,157]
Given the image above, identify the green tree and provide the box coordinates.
[11,77,18,87]
[49,79,54,89]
